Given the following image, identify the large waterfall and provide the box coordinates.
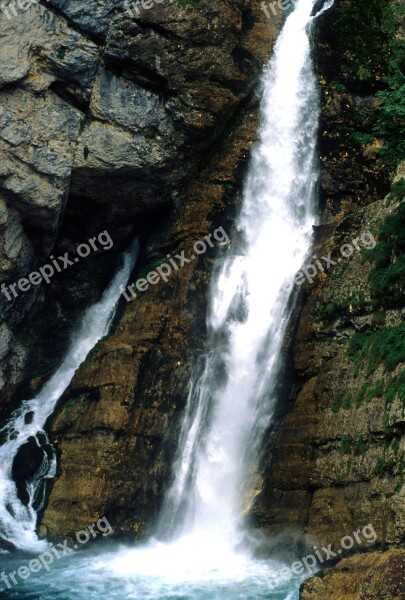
[158,0,324,545]
[0,241,138,553]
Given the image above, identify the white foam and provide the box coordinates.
[0,241,138,552]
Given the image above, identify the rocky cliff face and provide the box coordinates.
[0,0,281,538]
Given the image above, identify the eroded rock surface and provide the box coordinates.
[301,551,405,600]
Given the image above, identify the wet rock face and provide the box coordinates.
[0,0,281,536]
[0,1,279,416]
[301,550,405,600]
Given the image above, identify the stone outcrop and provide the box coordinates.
[254,165,405,549]
[301,550,405,600]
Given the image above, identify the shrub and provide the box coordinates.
[339,435,353,455]
[348,326,405,375]
[374,5,405,165]
[363,201,405,306]
[375,456,395,476]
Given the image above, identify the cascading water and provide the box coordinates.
[158,0,334,545]
[0,240,138,553]
[0,1,335,597]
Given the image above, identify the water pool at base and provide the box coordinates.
[0,542,303,600]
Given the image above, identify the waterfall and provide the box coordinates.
[158,0,323,547]
[0,240,138,553]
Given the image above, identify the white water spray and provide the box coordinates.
[0,241,138,552]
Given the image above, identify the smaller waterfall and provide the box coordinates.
[0,240,138,552]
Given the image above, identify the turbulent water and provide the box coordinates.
[0,241,138,553]
[0,0,332,597]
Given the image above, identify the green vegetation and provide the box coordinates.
[332,390,354,412]
[332,381,385,412]
[316,291,366,321]
[396,458,405,491]
[331,402,340,414]
[373,5,405,164]
[63,396,91,410]
[375,455,395,476]
[339,435,352,455]
[387,178,405,205]
[355,438,369,455]
[371,311,386,327]
[342,391,352,410]
[351,132,375,146]
[135,256,167,283]
[320,0,398,91]
[385,371,405,407]
[336,379,384,410]
[56,46,67,60]
[177,0,197,7]
[363,200,405,306]
[223,182,236,192]
[63,398,77,411]
[338,435,369,456]
[79,114,91,134]
[355,383,368,408]
[374,443,404,488]
[319,1,404,165]
[391,437,401,454]
[349,326,405,375]
[365,379,384,402]
[348,327,405,411]
[329,80,348,94]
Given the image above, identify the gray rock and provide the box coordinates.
[0,88,81,247]
[46,0,125,39]
[0,0,272,422]
[0,4,100,101]
[90,65,177,139]
[0,323,12,361]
